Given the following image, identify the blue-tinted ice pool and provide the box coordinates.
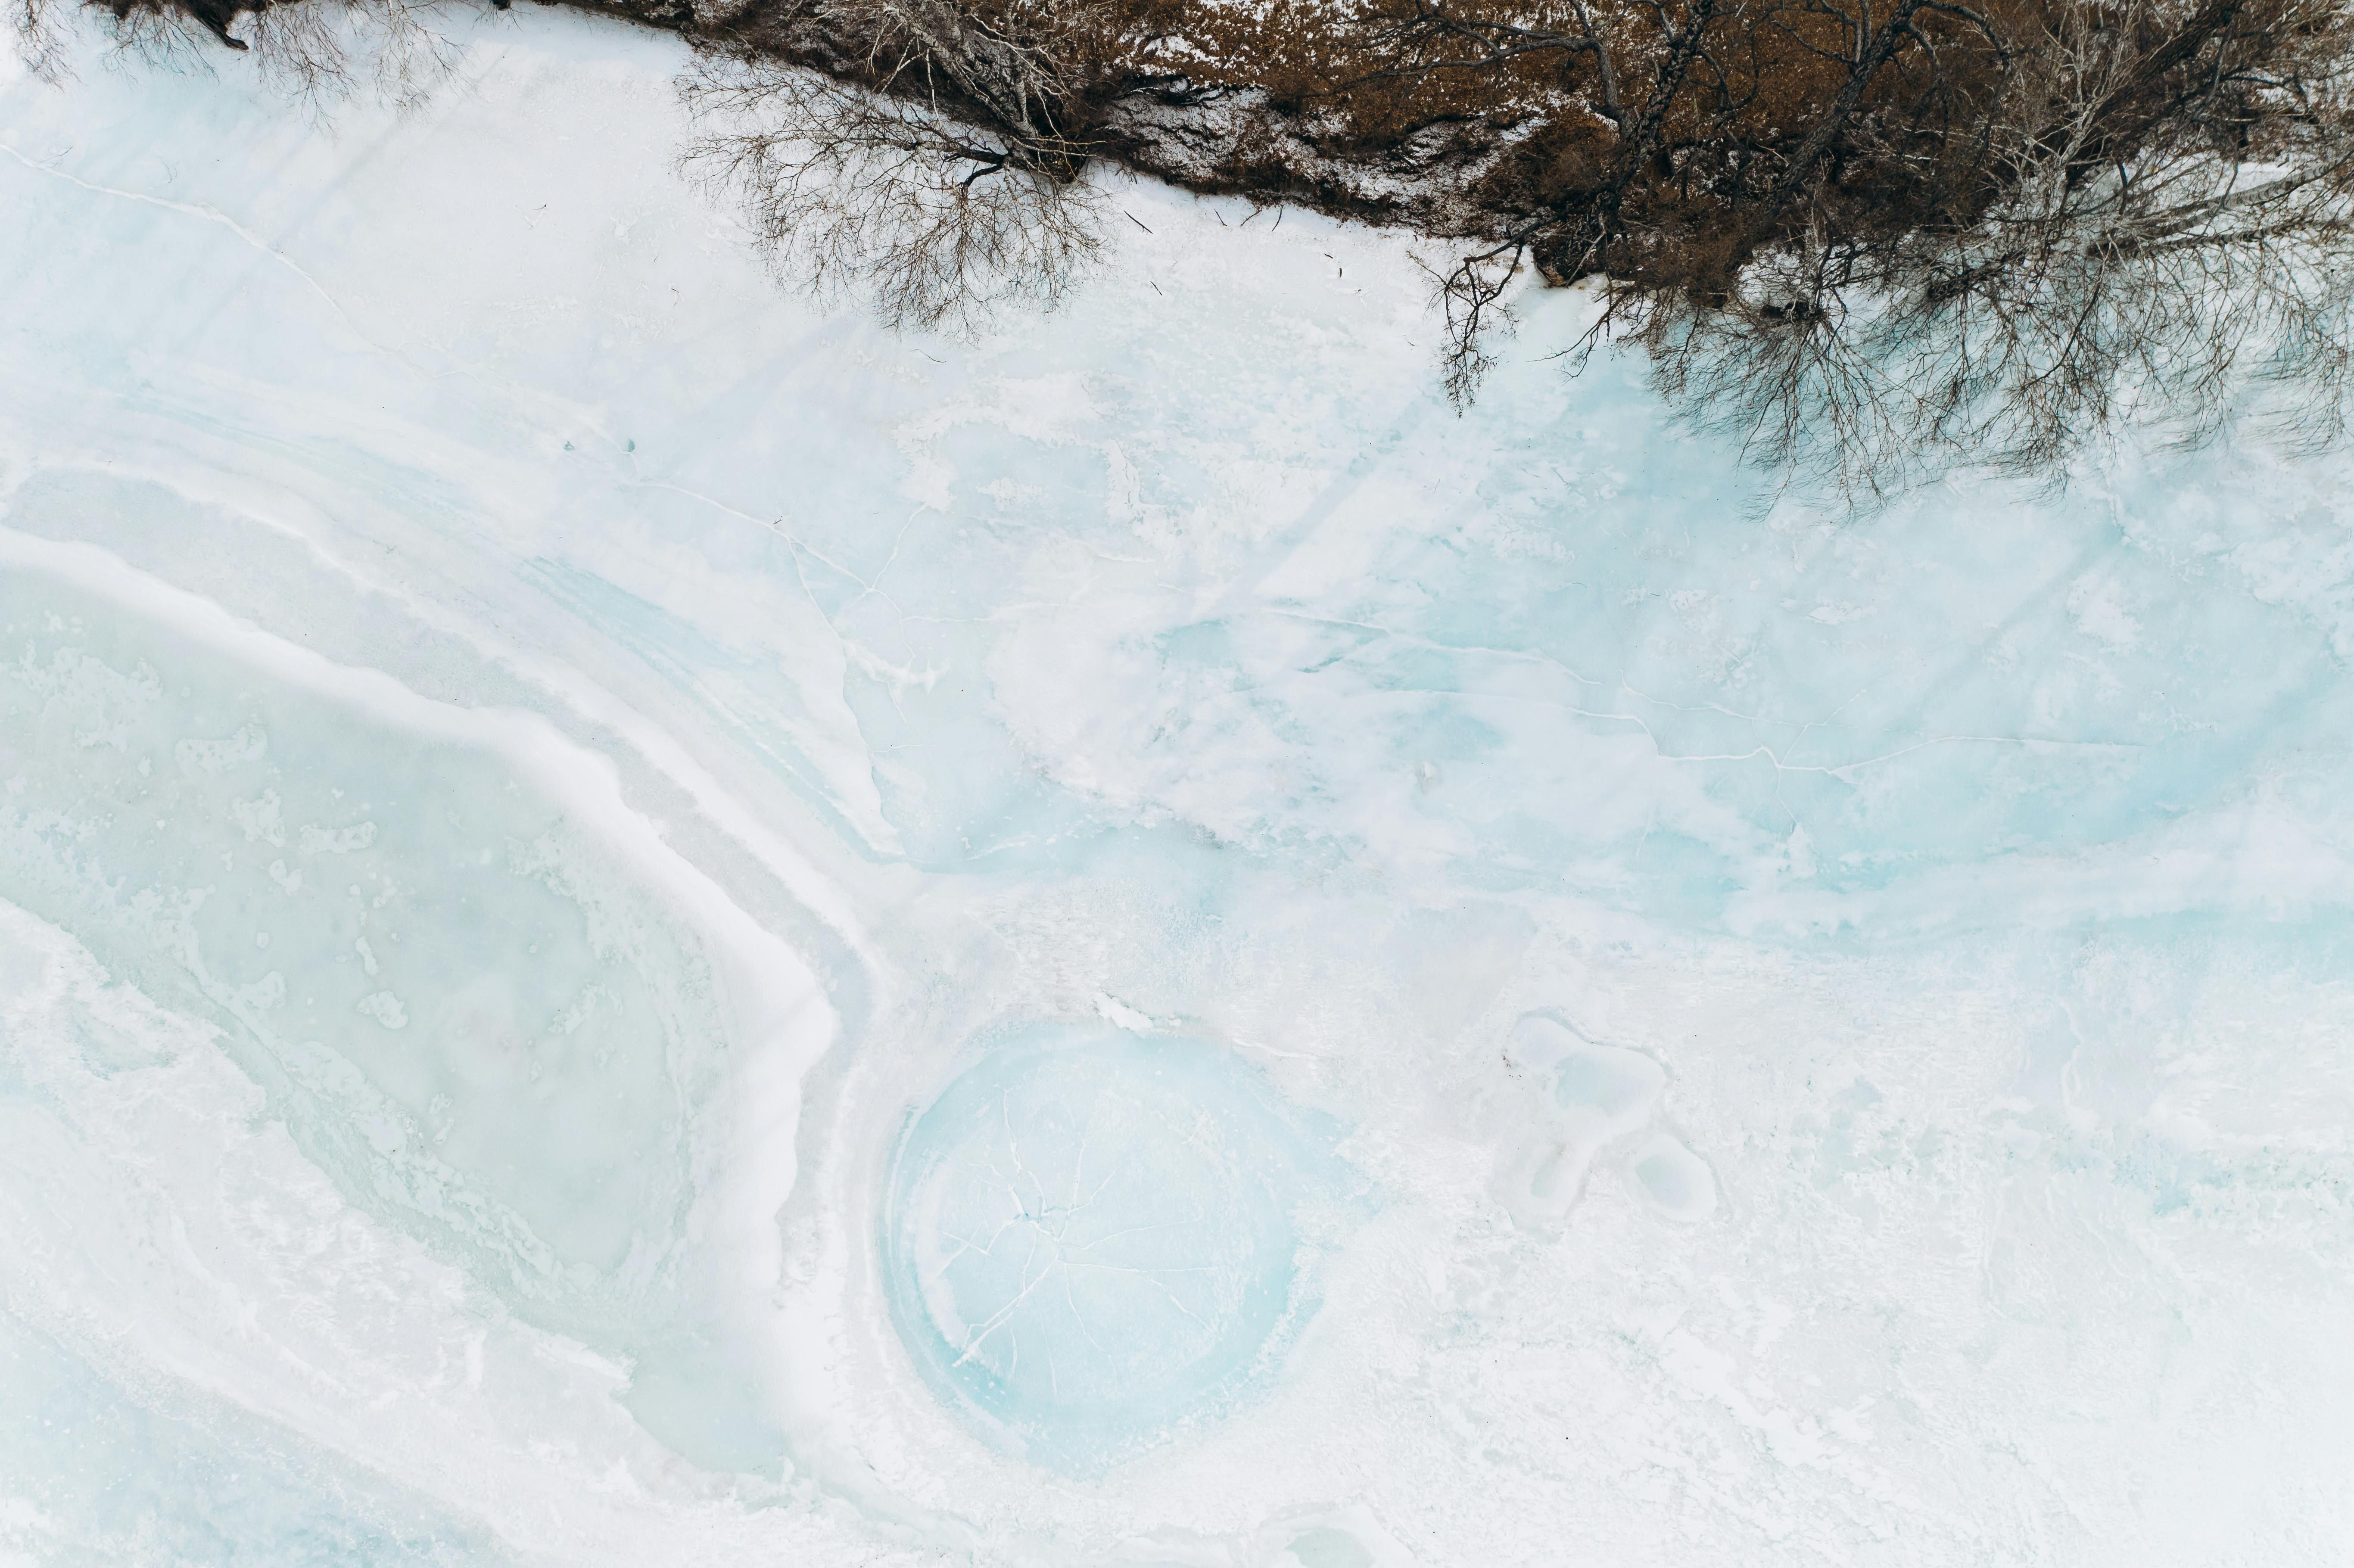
[881,1025,1345,1470]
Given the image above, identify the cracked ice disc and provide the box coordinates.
[881,1024,1333,1470]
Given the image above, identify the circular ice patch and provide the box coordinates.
[1628,1132,1718,1223]
[882,1025,1336,1468]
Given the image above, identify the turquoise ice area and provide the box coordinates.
[1,8,2352,1565]
[884,1026,1343,1470]
[0,571,715,1302]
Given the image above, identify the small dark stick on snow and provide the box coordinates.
[1126,211,1152,233]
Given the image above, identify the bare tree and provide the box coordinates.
[12,0,73,80]
[1627,0,2354,490]
[14,0,458,105]
[238,0,458,108]
[1363,0,1731,401]
[679,0,1119,333]
[24,0,2354,495]
[1358,0,2354,492]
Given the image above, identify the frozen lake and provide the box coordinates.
[2,9,2351,1564]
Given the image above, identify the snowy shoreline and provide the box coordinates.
[3,8,2353,1564]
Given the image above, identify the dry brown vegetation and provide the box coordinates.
[1146,0,2354,487]
[22,0,2354,492]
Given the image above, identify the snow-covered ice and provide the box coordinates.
[1,8,2351,1564]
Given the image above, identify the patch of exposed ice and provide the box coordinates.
[882,1024,1349,1471]
[357,989,409,1029]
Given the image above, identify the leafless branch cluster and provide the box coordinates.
[239,0,458,106]
[12,0,72,79]
[1376,0,2354,492]
[679,0,1119,333]
[1617,0,2354,490]
[13,0,458,105]
[23,0,2354,496]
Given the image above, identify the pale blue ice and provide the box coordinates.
[0,1316,500,1568]
[0,9,2351,1566]
[0,571,717,1315]
[883,1024,1344,1470]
